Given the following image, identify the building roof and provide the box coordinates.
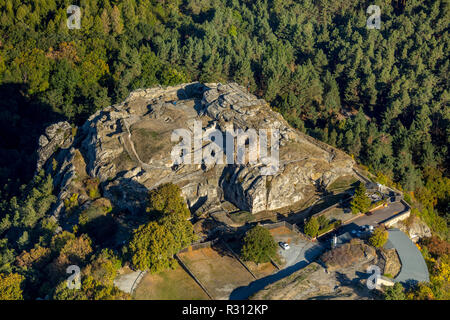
[336,232,353,246]
[384,229,429,285]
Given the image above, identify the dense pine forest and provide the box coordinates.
[0,0,448,300]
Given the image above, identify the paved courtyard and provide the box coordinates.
[269,227,324,267]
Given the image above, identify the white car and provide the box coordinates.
[279,242,290,250]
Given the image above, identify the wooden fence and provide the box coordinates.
[178,238,219,253]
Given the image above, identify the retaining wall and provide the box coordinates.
[383,210,411,228]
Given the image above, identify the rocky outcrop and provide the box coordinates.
[36,121,73,172]
[393,215,432,242]
[320,240,376,272]
[41,82,355,218]
[250,260,376,300]
[381,248,401,277]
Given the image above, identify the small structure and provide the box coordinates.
[331,234,337,248]
[335,232,353,246]
[365,181,378,191]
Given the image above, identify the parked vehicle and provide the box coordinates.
[279,242,290,250]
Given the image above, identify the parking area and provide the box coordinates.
[268,226,323,268]
[341,201,407,235]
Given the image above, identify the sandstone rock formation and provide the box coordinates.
[392,215,432,242]
[36,121,73,172]
[250,260,376,300]
[320,240,376,272]
[39,82,355,218]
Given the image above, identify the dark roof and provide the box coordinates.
[336,232,353,246]
[384,229,429,285]
[365,181,378,189]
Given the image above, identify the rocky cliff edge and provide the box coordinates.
[37,82,355,218]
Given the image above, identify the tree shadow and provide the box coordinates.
[0,82,66,194]
[176,82,206,100]
[335,271,353,286]
[229,243,325,300]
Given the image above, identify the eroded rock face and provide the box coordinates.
[36,121,73,172]
[250,260,375,300]
[42,82,355,216]
[393,216,432,242]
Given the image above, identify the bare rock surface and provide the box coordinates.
[250,259,377,300]
[36,121,73,172]
[40,82,355,218]
[393,215,432,242]
[382,248,401,277]
[320,240,377,272]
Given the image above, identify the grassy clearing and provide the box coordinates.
[246,261,277,278]
[323,206,353,223]
[327,175,358,192]
[131,127,167,162]
[229,211,255,224]
[308,193,351,215]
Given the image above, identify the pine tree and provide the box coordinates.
[350,182,371,214]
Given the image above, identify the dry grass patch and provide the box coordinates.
[134,262,209,300]
[246,261,277,278]
[178,245,254,299]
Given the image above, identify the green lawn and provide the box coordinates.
[229,210,255,224]
[327,175,358,192]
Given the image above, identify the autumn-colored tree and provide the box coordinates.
[146,183,191,220]
[128,221,177,272]
[59,234,93,262]
[50,231,76,252]
[0,273,24,300]
[84,249,122,286]
[46,233,93,284]
[53,275,130,300]
[407,282,435,300]
[110,5,124,34]
[422,236,450,257]
[15,246,51,269]
[0,0,448,301]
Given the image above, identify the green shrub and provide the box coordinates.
[304,217,320,238]
[64,193,79,211]
[369,227,389,248]
[384,282,406,300]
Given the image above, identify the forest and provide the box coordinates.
[0,0,448,299]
